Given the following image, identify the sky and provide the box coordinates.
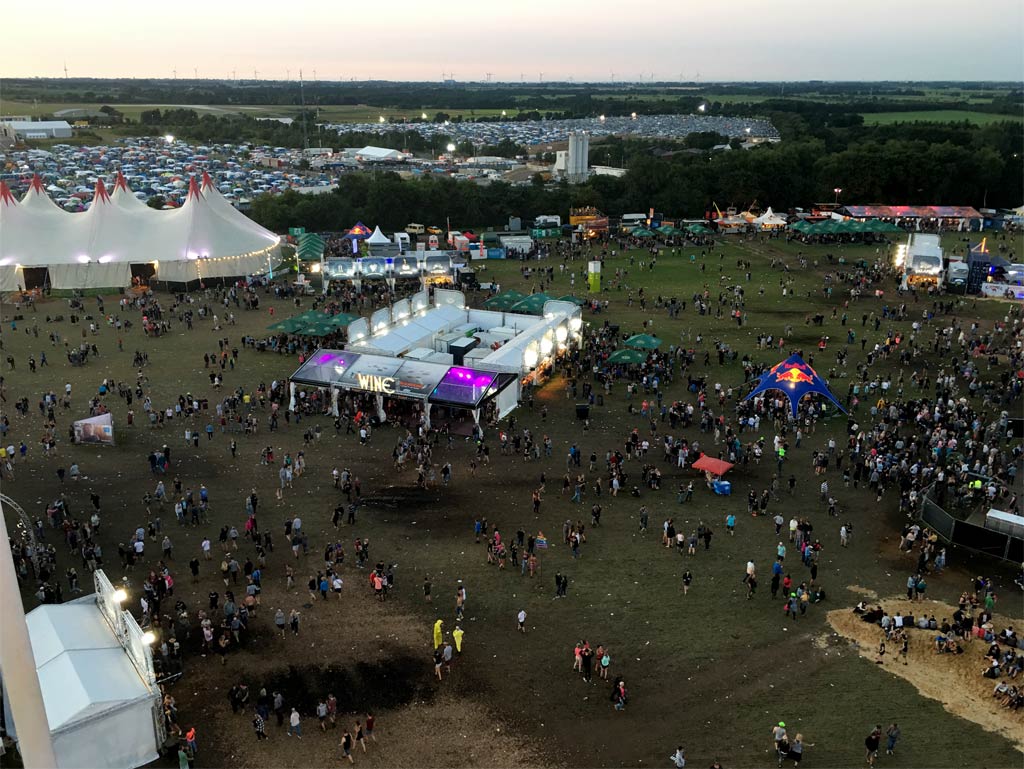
[3,0,1022,82]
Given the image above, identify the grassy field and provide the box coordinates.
[860,110,1022,125]
[1,231,1021,768]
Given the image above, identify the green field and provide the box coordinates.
[861,109,1022,125]
[0,98,518,124]
[2,230,1022,768]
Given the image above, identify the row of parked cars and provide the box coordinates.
[0,138,334,209]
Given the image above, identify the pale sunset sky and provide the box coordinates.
[3,0,1022,82]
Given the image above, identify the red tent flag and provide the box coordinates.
[691,455,734,476]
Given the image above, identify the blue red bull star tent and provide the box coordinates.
[744,353,846,417]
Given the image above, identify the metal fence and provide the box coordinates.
[920,490,1023,564]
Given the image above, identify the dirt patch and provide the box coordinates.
[845,584,880,600]
[827,599,1024,751]
[211,693,550,769]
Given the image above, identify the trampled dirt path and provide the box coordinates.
[827,596,1024,751]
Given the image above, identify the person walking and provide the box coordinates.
[612,678,627,711]
[517,609,527,633]
[252,712,267,741]
[275,609,286,638]
[341,730,355,764]
[287,708,302,738]
[354,720,367,752]
[864,725,881,766]
[885,723,901,756]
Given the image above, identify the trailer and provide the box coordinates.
[898,234,943,291]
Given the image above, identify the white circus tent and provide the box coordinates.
[754,207,788,230]
[0,173,281,291]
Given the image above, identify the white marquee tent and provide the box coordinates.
[0,172,281,291]
[754,207,788,230]
[3,600,163,769]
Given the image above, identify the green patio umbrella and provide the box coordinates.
[624,333,663,350]
[293,310,332,324]
[789,220,811,232]
[687,224,713,236]
[267,317,307,333]
[607,348,648,365]
[297,322,337,338]
[510,293,553,315]
[631,227,655,238]
[484,290,525,310]
[326,312,360,328]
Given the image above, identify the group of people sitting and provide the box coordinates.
[854,600,1024,714]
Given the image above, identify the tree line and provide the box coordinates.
[249,118,1021,233]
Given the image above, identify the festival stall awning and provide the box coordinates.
[842,205,982,220]
[691,455,734,476]
[290,349,517,409]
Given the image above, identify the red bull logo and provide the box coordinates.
[775,367,814,386]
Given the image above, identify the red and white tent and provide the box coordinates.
[0,173,281,290]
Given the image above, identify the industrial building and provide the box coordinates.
[553,131,590,183]
[0,120,73,141]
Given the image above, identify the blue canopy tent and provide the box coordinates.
[744,354,846,417]
[344,222,373,254]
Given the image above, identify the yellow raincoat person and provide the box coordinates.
[433,619,444,649]
[452,626,464,653]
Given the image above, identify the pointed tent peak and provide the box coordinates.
[30,174,46,193]
[201,171,215,190]
[114,171,130,191]
[93,178,111,204]
[0,180,17,207]
[346,222,372,238]
[367,226,390,244]
[187,176,203,200]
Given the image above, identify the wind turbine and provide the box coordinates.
[194,67,198,79]
[63,61,68,79]
[485,72,493,82]
[172,68,177,79]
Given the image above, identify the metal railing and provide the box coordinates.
[919,485,1023,564]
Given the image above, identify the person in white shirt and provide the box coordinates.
[517,609,527,633]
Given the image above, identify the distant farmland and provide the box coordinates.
[861,109,1022,125]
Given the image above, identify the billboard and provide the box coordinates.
[73,412,114,445]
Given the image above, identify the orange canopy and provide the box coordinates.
[691,455,734,476]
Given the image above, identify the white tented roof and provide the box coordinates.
[25,602,152,732]
[0,173,280,287]
[366,226,391,244]
[354,146,401,160]
[754,207,788,226]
